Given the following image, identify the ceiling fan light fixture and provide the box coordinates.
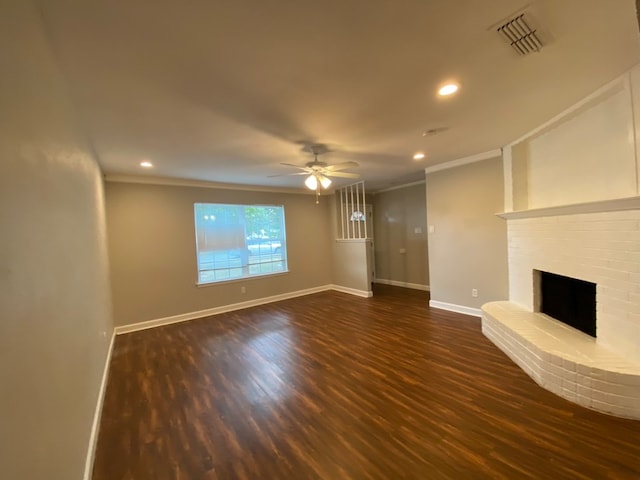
[438,83,459,96]
[305,174,318,190]
[319,175,332,189]
[278,144,358,197]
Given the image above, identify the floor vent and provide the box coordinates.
[497,13,543,55]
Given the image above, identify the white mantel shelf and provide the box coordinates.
[497,196,640,220]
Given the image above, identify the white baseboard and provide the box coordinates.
[83,330,115,480]
[375,278,430,291]
[330,284,373,298]
[115,285,333,334]
[429,300,482,318]
[115,284,376,335]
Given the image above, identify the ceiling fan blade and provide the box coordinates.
[279,162,309,170]
[323,161,359,172]
[325,171,360,179]
[268,172,309,177]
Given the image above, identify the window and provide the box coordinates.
[194,203,288,284]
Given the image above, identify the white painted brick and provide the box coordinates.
[614,261,640,274]
[561,389,577,402]
[600,287,629,302]
[546,379,563,396]
[577,384,592,398]
[576,364,592,376]
[576,375,593,388]
[591,399,621,415]
[543,370,562,389]
[607,371,640,386]
[562,359,577,372]
[576,393,592,407]
[600,280,634,294]
[542,362,564,378]
[629,293,640,306]
[548,354,563,366]
[482,302,640,420]
[565,370,580,385]
[592,391,638,409]
[596,268,631,282]
[561,377,578,392]
[591,389,612,403]
[593,379,640,397]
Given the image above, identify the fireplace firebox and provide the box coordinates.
[535,270,596,338]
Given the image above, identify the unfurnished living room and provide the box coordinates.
[3,1,640,479]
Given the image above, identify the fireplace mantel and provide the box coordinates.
[496,196,640,220]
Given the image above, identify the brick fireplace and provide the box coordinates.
[482,202,640,419]
[507,208,640,362]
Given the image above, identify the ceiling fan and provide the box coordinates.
[271,144,360,196]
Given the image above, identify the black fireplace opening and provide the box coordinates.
[538,271,596,337]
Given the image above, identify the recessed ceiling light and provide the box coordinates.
[140,161,153,168]
[438,83,459,96]
[413,152,426,160]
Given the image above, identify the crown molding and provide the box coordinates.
[424,149,502,174]
[372,179,425,194]
[103,174,311,195]
[506,72,628,147]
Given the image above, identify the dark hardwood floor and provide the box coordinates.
[94,285,640,479]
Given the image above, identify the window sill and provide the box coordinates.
[196,270,289,288]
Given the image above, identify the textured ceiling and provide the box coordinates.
[37,0,640,191]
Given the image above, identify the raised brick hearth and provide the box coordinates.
[483,203,640,419]
[482,301,640,419]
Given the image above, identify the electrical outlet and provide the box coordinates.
[428,225,435,233]
[241,286,246,294]
[472,288,478,298]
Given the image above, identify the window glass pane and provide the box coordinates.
[194,203,288,284]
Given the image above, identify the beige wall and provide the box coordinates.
[426,157,508,309]
[328,194,372,293]
[0,1,113,479]
[332,240,372,293]
[372,183,429,287]
[106,182,333,326]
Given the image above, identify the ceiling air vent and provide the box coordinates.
[422,127,449,137]
[497,13,543,55]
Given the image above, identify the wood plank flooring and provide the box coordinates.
[93,285,640,479]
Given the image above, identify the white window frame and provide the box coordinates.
[194,203,288,285]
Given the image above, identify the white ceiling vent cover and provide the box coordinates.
[497,13,543,55]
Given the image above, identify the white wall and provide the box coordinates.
[0,1,113,478]
[528,85,636,208]
[507,65,640,210]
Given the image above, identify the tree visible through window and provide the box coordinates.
[194,203,288,284]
